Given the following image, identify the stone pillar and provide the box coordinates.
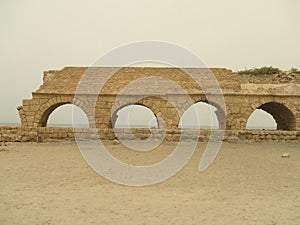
[295,111,300,131]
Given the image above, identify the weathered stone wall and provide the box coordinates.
[38,67,241,94]
[239,72,300,84]
[6,67,300,143]
[18,92,300,132]
[1,126,300,143]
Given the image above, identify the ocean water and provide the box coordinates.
[0,123,21,126]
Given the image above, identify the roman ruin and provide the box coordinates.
[1,67,299,142]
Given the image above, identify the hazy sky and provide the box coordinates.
[1,0,299,124]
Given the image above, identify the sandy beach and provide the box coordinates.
[0,141,299,225]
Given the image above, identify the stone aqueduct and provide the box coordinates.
[2,67,300,142]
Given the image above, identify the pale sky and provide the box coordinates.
[1,0,300,124]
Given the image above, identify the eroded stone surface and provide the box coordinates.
[2,67,300,142]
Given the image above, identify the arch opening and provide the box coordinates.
[112,104,158,128]
[246,109,277,130]
[246,102,295,131]
[45,104,89,128]
[179,102,221,129]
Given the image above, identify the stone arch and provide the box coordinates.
[180,97,226,130]
[246,101,296,131]
[35,96,92,127]
[111,103,159,128]
[108,96,179,129]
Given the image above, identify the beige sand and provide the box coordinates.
[1,141,300,225]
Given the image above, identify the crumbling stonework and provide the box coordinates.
[239,72,300,84]
[1,67,300,142]
[0,126,300,143]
